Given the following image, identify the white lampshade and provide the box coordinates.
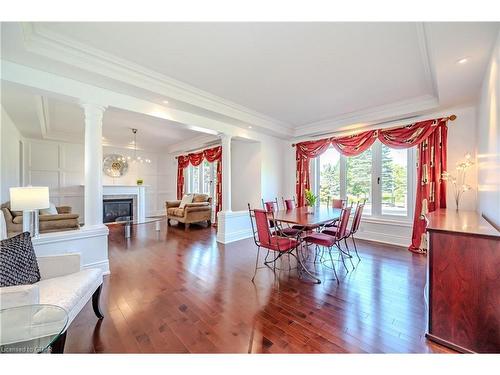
[10,186,50,210]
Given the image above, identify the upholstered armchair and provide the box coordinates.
[165,194,212,230]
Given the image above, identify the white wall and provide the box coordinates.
[445,106,478,211]
[19,139,176,221]
[0,106,22,203]
[231,139,261,211]
[102,146,175,215]
[476,31,500,228]
[23,138,85,223]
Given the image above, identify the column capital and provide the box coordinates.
[80,102,107,118]
[219,133,232,142]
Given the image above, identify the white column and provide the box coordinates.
[82,103,106,227]
[220,134,232,212]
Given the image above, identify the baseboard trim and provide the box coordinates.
[82,259,110,275]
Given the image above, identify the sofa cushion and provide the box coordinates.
[179,194,193,209]
[167,207,185,217]
[40,202,58,215]
[193,194,209,203]
[38,268,102,316]
[0,232,41,287]
[39,214,79,221]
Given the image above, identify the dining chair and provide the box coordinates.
[281,196,297,210]
[323,198,348,228]
[346,200,365,260]
[248,204,301,282]
[302,207,352,282]
[322,206,356,269]
[262,198,302,237]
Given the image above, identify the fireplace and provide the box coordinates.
[103,198,133,223]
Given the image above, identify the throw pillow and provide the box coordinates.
[179,194,193,209]
[0,232,41,287]
[40,202,58,215]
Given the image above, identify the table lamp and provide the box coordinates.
[10,186,50,238]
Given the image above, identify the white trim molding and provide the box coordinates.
[31,225,110,275]
[21,23,292,138]
[216,210,253,244]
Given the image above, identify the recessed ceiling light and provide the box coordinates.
[162,100,169,104]
[456,57,469,65]
[248,126,252,129]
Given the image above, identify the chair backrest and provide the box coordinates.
[332,198,347,209]
[351,202,365,233]
[282,197,296,210]
[248,204,272,247]
[262,198,278,213]
[335,207,352,240]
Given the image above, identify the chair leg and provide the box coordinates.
[336,243,349,273]
[352,236,361,261]
[92,284,104,319]
[251,246,261,282]
[344,238,355,270]
[327,247,339,284]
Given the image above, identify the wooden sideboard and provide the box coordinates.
[426,209,500,353]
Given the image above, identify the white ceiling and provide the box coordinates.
[1,82,217,151]
[1,22,499,140]
[35,22,434,127]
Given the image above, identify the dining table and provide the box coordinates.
[269,205,342,284]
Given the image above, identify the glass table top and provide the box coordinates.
[105,216,165,226]
[0,304,68,354]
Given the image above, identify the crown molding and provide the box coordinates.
[167,134,221,155]
[21,23,292,138]
[16,22,442,142]
[293,94,439,138]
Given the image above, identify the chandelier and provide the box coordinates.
[127,128,151,164]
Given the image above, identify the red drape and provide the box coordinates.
[176,146,223,220]
[409,124,447,252]
[295,139,332,206]
[294,117,448,252]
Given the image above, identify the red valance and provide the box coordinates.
[177,145,222,220]
[295,117,449,253]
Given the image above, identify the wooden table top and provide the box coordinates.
[426,209,500,238]
[270,206,342,226]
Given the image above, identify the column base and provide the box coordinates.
[216,210,253,244]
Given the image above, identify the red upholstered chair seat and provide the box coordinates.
[322,228,351,237]
[279,227,302,237]
[267,236,300,252]
[303,232,336,247]
[293,224,319,231]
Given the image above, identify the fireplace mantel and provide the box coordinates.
[102,185,147,221]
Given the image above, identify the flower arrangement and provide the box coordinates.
[304,189,318,207]
[442,153,474,210]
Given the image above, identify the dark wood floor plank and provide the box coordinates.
[64,223,454,353]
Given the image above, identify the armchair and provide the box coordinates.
[166,194,212,230]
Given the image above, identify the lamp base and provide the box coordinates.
[22,210,40,238]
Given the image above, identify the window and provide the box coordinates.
[186,160,216,197]
[312,140,414,220]
[346,147,372,215]
[381,145,408,216]
[319,147,341,204]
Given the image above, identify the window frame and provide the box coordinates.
[311,141,415,222]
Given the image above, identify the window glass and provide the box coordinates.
[190,165,200,193]
[319,147,341,204]
[346,147,372,215]
[202,160,211,195]
[381,145,408,216]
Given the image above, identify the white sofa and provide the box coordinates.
[0,253,104,351]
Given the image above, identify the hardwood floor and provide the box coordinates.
[65,222,453,353]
